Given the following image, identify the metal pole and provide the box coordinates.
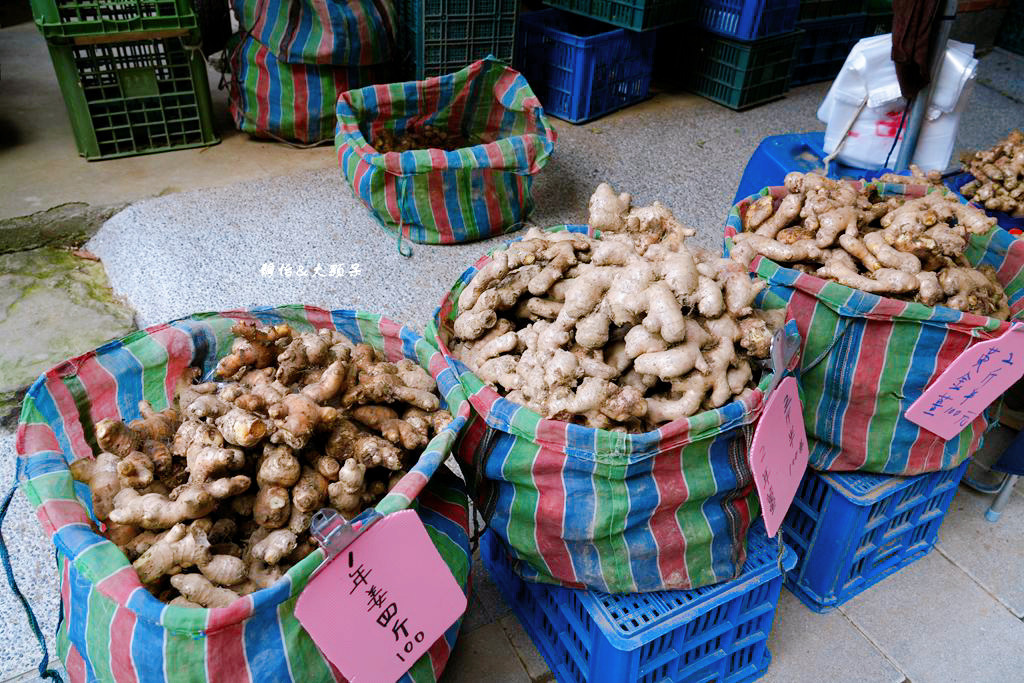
[894,0,959,170]
[986,474,1019,522]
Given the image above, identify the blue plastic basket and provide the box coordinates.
[790,14,865,85]
[695,0,800,40]
[481,520,796,683]
[945,171,1024,234]
[780,460,968,612]
[732,131,888,203]
[515,9,656,123]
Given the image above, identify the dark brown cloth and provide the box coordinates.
[892,0,943,99]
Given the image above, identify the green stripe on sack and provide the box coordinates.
[63,374,97,454]
[679,442,716,586]
[866,319,924,471]
[278,597,334,682]
[504,439,544,573]
[592,461,633,591]
[28,471,79,503]
[164,623,207,681]
[85,586,116,682]
[124,331,173,409]
[76,541,130,582]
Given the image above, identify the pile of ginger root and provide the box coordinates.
[448,183,782,431]
[731,171,1009,319]
[958,129,1024,217]
[373,125,471,153]
[71,322,452,608]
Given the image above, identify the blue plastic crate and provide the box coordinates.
[481,520,796,683]
[696,0,800,40]
[945,171,1024,234]
[515,9,656,123]
[790,14,865,85]
[780,460,968,612]
[542,0,697,31]
[732,131,886,202]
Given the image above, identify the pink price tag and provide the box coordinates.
[905,323,1024,441]
[294,509,467,683]
[748,376,810,538]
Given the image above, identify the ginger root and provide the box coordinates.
[84,320,446,606]
[735,172,1009,318]
[450,185,781,431]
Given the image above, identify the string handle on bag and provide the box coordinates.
[0,484,64,682]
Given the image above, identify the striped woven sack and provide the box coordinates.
[228,34,392,144]
[725,182,1024,475]
[13,306,473,682]
[427,225,799,594]
[233,0,396,66]
[335,57,557,247]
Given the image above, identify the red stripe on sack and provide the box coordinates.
[419,489,469,530]
[650,445,691,587]
[467,389,501,427]
[65,642,87,683]
[391,469,428,501]
[995,238,1024,294]
[830,319,895,471]
[147,324,194,406]
[16,423,60,455]
[782,288,820,356]
[254,42,272,134]
[42,370,93,460]
[73,355,122,424]
[378,318,405,362]
[347,0,373,64]
[447,63,479,138]
[531,440,576,583]
[97,566,145,604]
[108,604,139,683]
[534,417,569,450]
[479,169,505,233]
[425,634,452,679]
[906,329,978,473]
[383,165,403,224]
[304,306,334,330]
[206,594,255,631]
[204,621,249,680]
[36,501,92,535]
[294,67,310,144]
[427,151,455,243]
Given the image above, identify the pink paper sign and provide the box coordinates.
[905,323,1024,441]
[294,509,467,683]
[748,376,810,538]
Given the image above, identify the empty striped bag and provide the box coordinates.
[725,182,1024,475]
[11,306,473,682]
[335,57,557,246]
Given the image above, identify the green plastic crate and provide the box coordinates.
[542,0,696,31]
[47,36,219,160]
[395,0,518,79]
[30,0,197,41]
[862,10,892,37]
[797,0,863,21]
[681,29,802,110]
[997,1,1024,56]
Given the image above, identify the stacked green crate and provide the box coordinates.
[31,0,218,160]
[394,0,519,79]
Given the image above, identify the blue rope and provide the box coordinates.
[0,484,64,682]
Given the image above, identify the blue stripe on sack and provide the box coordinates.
[289,0,314,65]
[330,310,364,343]
[93,341,145,421]
[23,451,69,478]
[622,455,660,591]
[308,62,324,135]
[703,436,742,582]
[888,322,948,472]
[169,318,219,379]
[444,169,469,243]
[23,383,74,466]
[54,524,106,560]
[127,588,168,680]
[819,314,865,467]
[267,47,283,136]
[482,430,517,557]
[398,154,427,243]
[469,147,493,232]
[561,436,598,587]
[67,562,99,682]
[248,307,289,327]
[244,595,290,679]
[259,0,281,49]
[418,505,469,559]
